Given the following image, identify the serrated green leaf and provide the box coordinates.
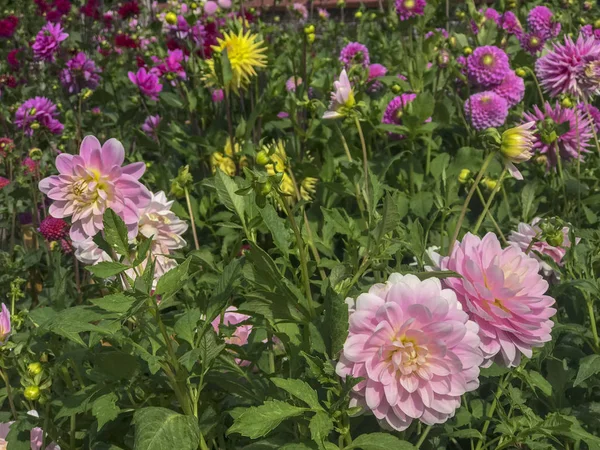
[347,433,416,450]
[574,354,600,387]
[174,308,202,346]
[103,208,130,257]
[90,293,135,313]
[259,203,291,256]
[92,392,120,431]
[272,378,323,410]
[309,411,333,448]
[154,256,191,297]
[227,400,308,439]
[133,407,200,450]
[214,169,246,226]
[87,262,130,278]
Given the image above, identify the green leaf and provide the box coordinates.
[309,412,333,448]
[214,169,246,226]
[206,258,243,323]
[174,308,202,346]
[92,392,120,431]
[259,203,291,256]
[528,370,553,396]
[103,208,130,257]
[574,354,600,387]
[134,237,154,267]
[160,92,184,109]
[347,433,416,450]
[410,191,434,219]
[271,378,323,410]
[6,419,36,450]
[448,429,483,440]
[199,328,226,367]
[133,407,201,450]
[324,283,348,356]
[154,257,191,297]
[221,49,233,86]
[227,400,308,439]
[374,193,400,245]
[91,293,135,314]
[87,262,130,278]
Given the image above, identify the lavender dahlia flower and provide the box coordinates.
[527,6,560,40]
[60,52,101,94]
[523,102,593,167]
[464,92,508,131]
[578,103,600,132]
[336,273,482,431]
[32,22,68,62]
[285,76,302,93]
[536,34,600,100]
[491,71,525,108]
[395,0,425,21]
[466,46,511,88]
[15,97,64,136]
[142,115,161,140]
[339,42,370,68]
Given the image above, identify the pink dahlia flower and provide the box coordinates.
[367,63,387,91]
[318,8,329,20]
[523,102,593,167]
[536,34,600,100]
[0,177,9,189]
[39,135,151,241]
[0,411,59,450]
[0,15,18,39]
[0,303,10,344]
[336,273,482,431]
[339,42,370,67]
[527,6,560,40]
[323,69,355,119]
[395,0,426,21]
[440,233,556,367]
[578,103,600,132]
[500,11,522,38]
[138,191,188,255]
[128,67,163,101]
[520,32,547,56]
[60,52,102,94]
[286,76,302,93]
[491,71,525,108]
[212,89,224,103]
[32,22,68,62]
[204,1,218,15]
[15,97,64,136]
[483,8,500,25]
[292,3,308,21]
[212,306,252,366]
[508,218,574,279]
[142,115,161,141]
[72,237,111,265]
[464,91,508,130]
[151,49,187,85]
[466,46,510,87]
[382,94,431,138]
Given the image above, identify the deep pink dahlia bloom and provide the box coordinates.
[527,6,560,40]
[15,97,64,136]
[60,52,101,94]
[128,67,163,101]
[212,306,252,366]
[440,233,556,367]
[500,11,522,37]
[336,274,483,431]
[39,135,151,241]
[292,3,308,21]
[523,102,593,167]
[382,94,431,138]
[339,42,370,67]
[578,103,600,132]
[508,218,574,279]
[483,8,501,25]
[0,177,9,189]
[368,64,387,92]
[536,34,600,99]
[464,91,508,131]
[395,0,425,21]
[466,46,510,87]
[151,49,187,85]
[32,22,68,62]
[520,31,547,56]
[492,71,525,108]
[39,216,69,241]
[212,89,224,103]
[141,115,161,140]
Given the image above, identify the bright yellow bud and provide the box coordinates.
[355,11,362,18]
[458,169,471,184]
[165,12,177,25]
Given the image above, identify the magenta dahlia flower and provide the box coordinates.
[0,304,10,345]
[318,8,329,20]
[212,89,224,103]
[128,67,163,101]
[15,97,64,136]
[395,0,425,21]
[578,103,600,132]
[508,218,574,279]
[0,15,18,39]
[536,34,600,99]
[491,70,525,107]
[368,64,387,92]
[60,52,101,94]
[483,8,501,25]
[520,32,547,56]
[466,46,510,87]
[212,306,252,366]
[39,135,151,241]
[441,233,556,367]
[336,273,483,431]
[382,94,432,138]
[141,115,161,141]
[523,102,593,167]
[151,49,186,85]
[500,11,522,37]
[32,22,68,62]
[339,42,370,68]
[527,6,561,40]
[464,92,508,130]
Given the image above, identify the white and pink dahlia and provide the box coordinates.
[336,274,483,431]
[39,136,151,241]
[440,233,556,368]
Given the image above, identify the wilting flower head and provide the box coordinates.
[0,177,9,189]
[0,304,10,345]
[466,46,510,87]
[128,68,163,101]
[536,34,600,100]
[318,8,330,19]
[207,30,267,93]
[500,11,522,37]
[286,76,302,93]
[32,22,68,62]
[0,15,18,38]
[523,102,593,167]
[39,217,70,241]
[212,306,252,365]
[440,233,556,367]
[464,91,508,130]
[339,42,370,67]
[395,0,425,21]
[367,63,387,91]
[141,115,161,141]
[492,71,525,108]
[336,273,482,431]
[39,135,151,241]
[527,6,560,40]
[508,218,574,279]
[500,122,536,180]
[292,3,308,21]
[60,52,102,94]
[15,97,64,136]
[323,69,355,119]
[22,157,38,175]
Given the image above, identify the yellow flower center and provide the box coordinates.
[404,0,415,9]
[482,54,494,66]
[530,36,540,47]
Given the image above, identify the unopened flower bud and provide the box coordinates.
[259,180,272,196]
[456,11,466,19]
[561,97,573,108]
[449,36,457,48]
[304,25,315,34]
[29,148,42,161]
[515,68,527,77]
[27,362,43,376]
[165,11,177,25]
[458,169,471,184]
[463,47,473,56]
[355,11,362,18]
[274,16,280,22]
[392,84,402,94]
[30,122,40,130]
[256,150,270,165]
[437,50,451,68]
[482,177,497,190]
[307,33,315,44]
[24,385,41,401]
[546,231,564,247]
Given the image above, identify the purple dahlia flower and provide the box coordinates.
[32,22,68,62]
[466,46,510,87]
[464,91,508,130]
[339,42,370,67]
[15,97,64,136]
[60,52,101,94]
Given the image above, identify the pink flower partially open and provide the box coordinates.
[336,274,482,431]
[440,233,556,368]
[212,306,252,366]
[39,135,151,241]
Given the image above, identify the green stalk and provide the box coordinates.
[416,425,432,449]
[184,187,200,251]
[476,375,510,450]
[587,297,600,350]
[354,116,370,213]
[472,168,507,235]
[0,368,17,419]
[475,186,507,244]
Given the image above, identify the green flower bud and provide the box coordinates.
[458,169,472,184]
[24,385,41,401]
[27,362,43,376]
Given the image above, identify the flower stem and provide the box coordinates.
[472,168,507,235]
[353,116,370,213]
[416,425,432,448]
[587,297,600,350]
[475,186,507,245]
[476,375,510,450]
[184,187,200,251]
[0,368,17,419]
[448,152,495,254]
